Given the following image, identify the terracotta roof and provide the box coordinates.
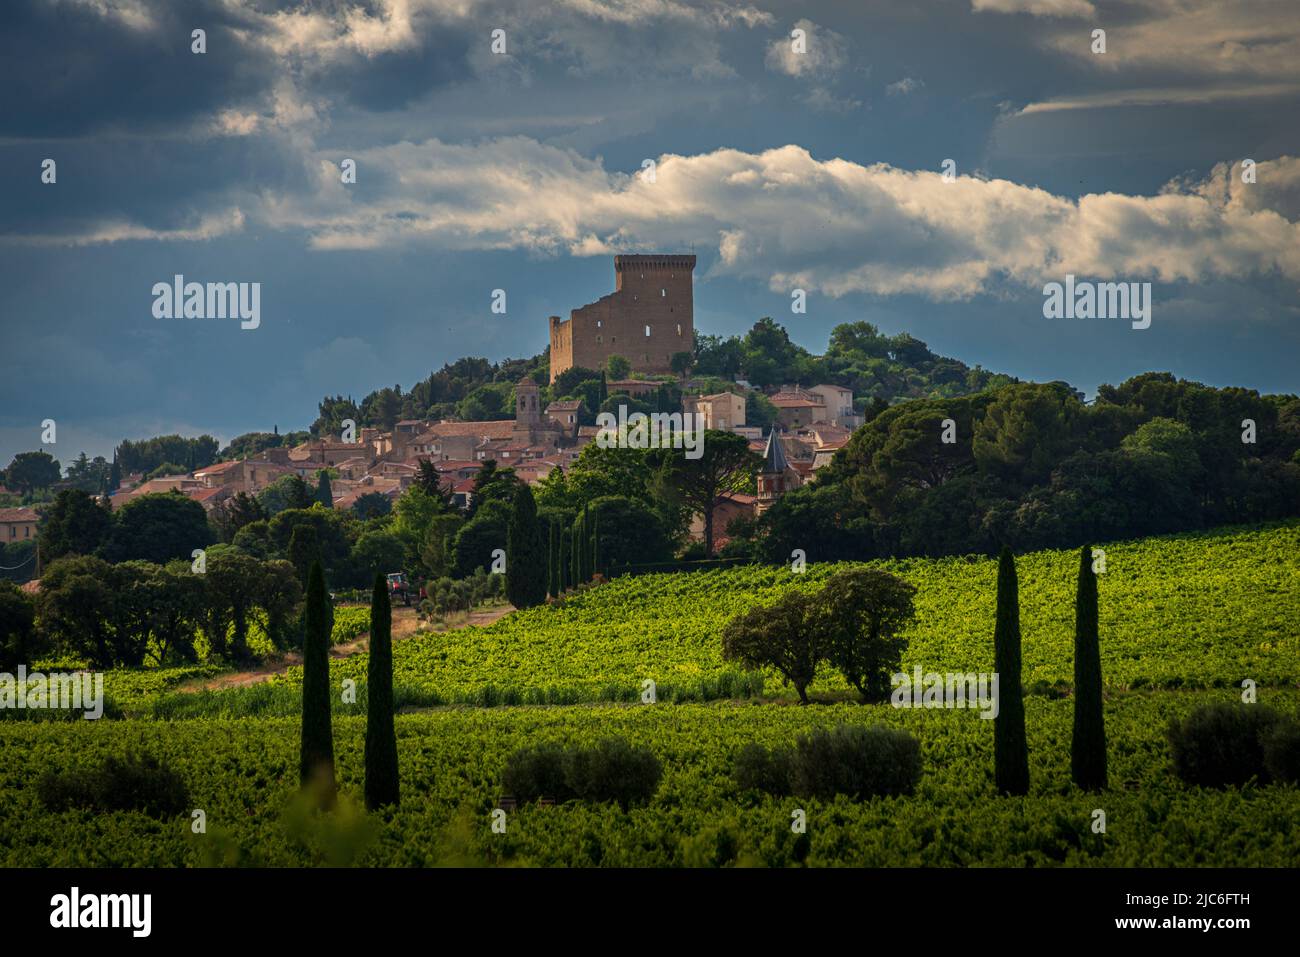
[426,420,517,439]
[0,507,39,523]
[193,460,243,476]
[20,580,40,594]
[770,396,823,408]
[546,400,583,411]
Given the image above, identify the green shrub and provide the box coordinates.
[500,737,661,808]
[565,737,662,809]
[1264,719,1300,785]
[37,753,189,818]
[789,724,922,800]
[732,742,792,796]
[500,743,573,803]
[1167,703,1283,787]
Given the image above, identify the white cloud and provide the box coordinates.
[254,139,1300,301]
[971,0,1095,16]
[886,77,924,96]
[2,209,246,247]
[765,19,850,79]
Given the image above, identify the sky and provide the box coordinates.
[1,0,1298,466]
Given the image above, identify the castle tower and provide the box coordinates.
[549,254,696,383]
[756,429,796,515]
[515,377,541,431]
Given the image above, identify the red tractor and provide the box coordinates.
[386,572,415,607]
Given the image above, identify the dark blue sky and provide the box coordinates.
[2,0,1297,465]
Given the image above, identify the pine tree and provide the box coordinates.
[505,484,547,608]
[300,561,336,802]
[365,572,400,810]
[316,470,333,509]
[993,547,1030,796]
[1072,544,1108,790]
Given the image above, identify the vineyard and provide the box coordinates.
[3,689,1298,867]
[249,521,1297,709]
[3,521,1297,867]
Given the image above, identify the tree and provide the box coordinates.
[504,481,546,608]
[547,519,558,597]
[365,572,400,810]
[5,451,61,498]
[722,589,822,704]
[350,530,406,586]
[300,561,336,801]
[420,513,463,580]
[203,549,264,663]
[453,504,509,578]
[257,474,315,517]
[316,470,333,509]
[352,491,393,521]
[211,491,265,543]
[287,525,322,589]
[108,455,122,494]
[665,431,762,556]
[670,351,693,379]
[993,548,1030,796]
[606,354,632,380]
[105,492,213,565]
[585,496,673,571]
[36,555,118,667]
[38,489,112,561]
[1072,544,1107,791]
[816,569,916,703]
[413,459,454,510]
[0,581,41,671]
[269,506,354,583]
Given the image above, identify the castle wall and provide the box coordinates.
[550,255,695,383]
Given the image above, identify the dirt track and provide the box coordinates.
[177,603,513,693]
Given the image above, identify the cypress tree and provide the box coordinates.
[599,371,609,406]
[108,453,121,494]
[547,520,558,597]
[580,504,591,582]
[1072,544,1107,790]
[316,470,333,509]
[365,572,400,810]
[300,560,336,802]
[993,547,1030,796]
[591,510,600,578]
[506,485,547,608]
[560,527,571,591]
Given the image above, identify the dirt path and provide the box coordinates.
[178,603,514,693]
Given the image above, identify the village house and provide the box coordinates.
[0,507,39,544]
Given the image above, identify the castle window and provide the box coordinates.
[597,335,602,344]
[661,288,665,297]
[596,320,601,328]
[645,325,651,337]
[676,324,681,336]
